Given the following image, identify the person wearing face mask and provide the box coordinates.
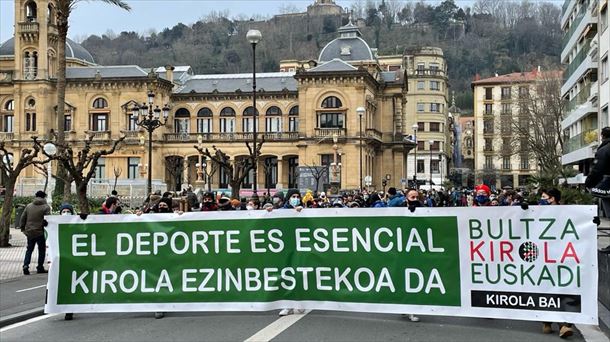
[277,189,304,316]
[405,189,422,208]
[59,203,75,216]
[154,198,173,213]
[200,192,218,212]
[537,188,574,338]
[473,184,492,207]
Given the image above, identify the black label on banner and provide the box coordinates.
[471,290,581,312]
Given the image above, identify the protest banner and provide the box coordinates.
[44,206,598,324]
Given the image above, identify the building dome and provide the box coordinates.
[318,22,374,63]
[0,37,95,64]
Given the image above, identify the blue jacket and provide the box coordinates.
[387,195,405,207]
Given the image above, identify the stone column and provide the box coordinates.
[276,158,284,189]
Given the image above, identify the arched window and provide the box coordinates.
[197,108,212,133]
[197,108,212,117]
[4,100,14,111]
[174,108,190,134]
[47,4,54,24]
[321,96,342,109]
[92,97,108,109]
[219,107,235,133]
[243,106,259,116]
[220,107,235,116]
[25,98,36,132]
[289,106,299,116]
[242,107,259,132]
[25,1,37,22]
[23,51,38,80]
[288,106,299,132]
[266,106,282,116]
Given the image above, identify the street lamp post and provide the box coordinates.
[356,107,365,191]
[196,135,204,184]
[247,29,262,201]
[43,143,57,204]
[412,124,418,189]
[131,90,170,196]
[429,140,434,189]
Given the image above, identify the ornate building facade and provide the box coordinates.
[1,0,449,196]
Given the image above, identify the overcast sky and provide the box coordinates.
[0,0,482,43]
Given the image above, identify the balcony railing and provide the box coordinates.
[412,68,446,77]
[0,132,14,141]
[18,21,39,33]
[87,131,111,141]
[565,82,593,113]
[365,128,382,141]
[562,7,585,46]
[314,128,346,138]
[565,128,598,153]
[164,132,301,142]
[563,39,592,81]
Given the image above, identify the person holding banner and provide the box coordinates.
[538,188,574,338]
[585,126,610,219]
[473,184,491,207]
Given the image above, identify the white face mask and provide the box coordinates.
[61,212,71,216]
[246,205,254,210]
[290,197,300,207]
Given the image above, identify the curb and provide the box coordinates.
[600,302,610,338]
[0,308,44,328]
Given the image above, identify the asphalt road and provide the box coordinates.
[0,274,47,319]
[0,309,592,342]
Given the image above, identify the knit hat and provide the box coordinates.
[59,203,74,214]
[286,189,300,199]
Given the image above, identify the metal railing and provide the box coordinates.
[563,39,592,81]
[565,128,597,153]
[566,82,593,113]
[562,7,585,46]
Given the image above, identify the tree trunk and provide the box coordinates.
[0,179,16,247]
[54,12,68,199]
[77,183,90,215]
[229,180,241,199]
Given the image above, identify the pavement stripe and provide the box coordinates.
[15,284,46,293]
[0,313,58,332]
[243,310,310,342]
[577,324,610,342]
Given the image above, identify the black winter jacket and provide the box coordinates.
[585,139,610,188]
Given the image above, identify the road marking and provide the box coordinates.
[16,284,46,293]
[0,314,59,332]
[577,324,610,342]
[244,310,310,342]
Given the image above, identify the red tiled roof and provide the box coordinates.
[471,70,562,86]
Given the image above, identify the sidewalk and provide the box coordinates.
[0,228,49,281]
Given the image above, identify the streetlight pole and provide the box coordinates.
[132,90,169,196]
[356,107,365,191]
[429,140,434,189]
[412,124,418,190]
[43,143,57,202]
[247,29,262,201]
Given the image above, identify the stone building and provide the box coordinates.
[0,0,449,197]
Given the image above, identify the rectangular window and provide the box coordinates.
[601,5,608,32]
[288,117,299,132]
[128,157,140,179]
[485,156,493,169]
[429,122,440,132]
[429,63,439,75]
[174,118,190,134]
[318,113,344,128]
[519,86,529,98]
[430,81,440,90]
[127,115,138,131]
[430,103,440,113]
[242,117,259,133]
[417,103,425,112]
[417,160,425,173]
[64,115,72,132]
[417,141,425,151]
[501,87,511,100]
[265,117,282,133]
[3,115,14,132]
[484,119,494,134]
[485,88,493,100]
[431,160,440,173]
[91,114,107,131]
[602,56,608,83]
[484,138,493,151]
[197,118,212,133]
[417,122,425,131]
[502,157,511,170]
[320,153,341,166]
[288,157,299,189]
[219,167,229,188]
[95,157,105,179]
[484,104,493,115]
[430,141,440,151]
[417,81,425,90]
[25,113,36,131]
[520,155,529,170]
[220,118,235,133]
[416,63,425,75]
[501,103,511,115]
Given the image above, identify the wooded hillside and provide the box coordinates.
[80,0,562,110]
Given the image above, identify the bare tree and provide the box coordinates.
[194,139,263,198]
[113,166,122,191]
[36,135,125,215]
[0,138,52,247]
[302,163,329,194]
[53,0,131,199]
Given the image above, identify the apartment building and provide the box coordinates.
[561,0,609,182]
